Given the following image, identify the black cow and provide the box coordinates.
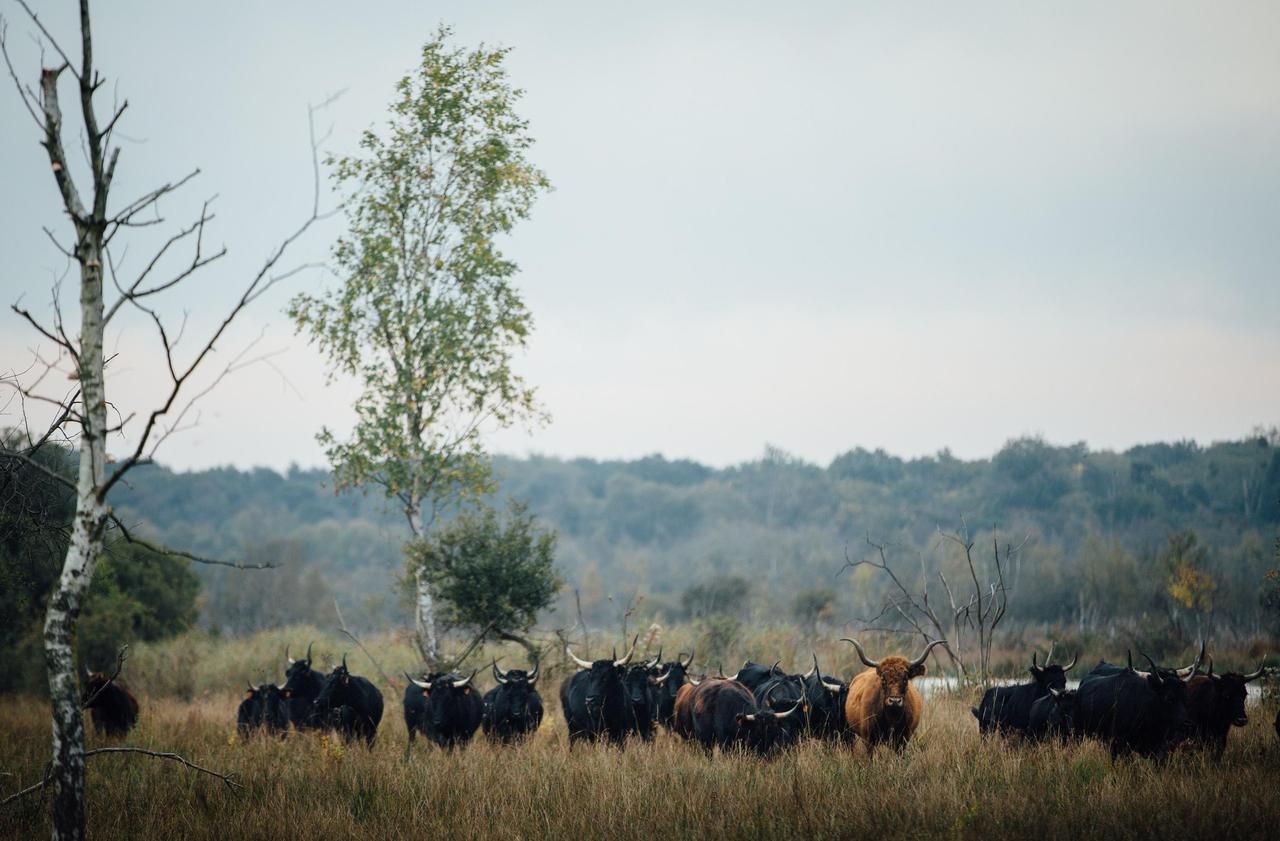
[688,678,803,757]
[282,642,326,730]
[482,660,544,743]
[402,674,430,748]
[406,670,483,750]
[972,651,1077,736]
[313,654,384,747]
[560,641,639,746]
[237,682,291,737]
[798,654,848,740]
[623,658,671,742]
[1185,658,1266,759]
[1076,650,1201,757]
[726,661,783,694]
[81,671,139,737]
[1027,688,1077,742]
[648,649,695,729]
[753,670,808,743]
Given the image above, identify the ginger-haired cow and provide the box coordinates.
[842,638,948,753]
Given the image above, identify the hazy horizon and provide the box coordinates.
[3,2,1278,473]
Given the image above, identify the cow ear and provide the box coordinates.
[243,690,255,700]
[462,686,471,695]
[909,663,927,679]
[735,713,748,726]
[421,688,430,697]
[280,689,292,699]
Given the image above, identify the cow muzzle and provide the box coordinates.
[1233,715,1248,727]
[885,696,904,709]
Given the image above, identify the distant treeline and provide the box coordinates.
[103,432,1280,643]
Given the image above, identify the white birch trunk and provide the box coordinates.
[415,568,439,665]
[46,226,109,841]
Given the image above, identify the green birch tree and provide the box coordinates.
[289,26,549,665]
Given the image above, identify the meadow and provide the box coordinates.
[2,628,1278,840]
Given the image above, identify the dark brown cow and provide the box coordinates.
[842,638,947,753]
[672,679,700,740]
[1185,658,1265,759]
[81,672,139,737]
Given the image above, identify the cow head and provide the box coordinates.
[1029,650,1077,692]
[244,682,292,732]
[491,660,540,727]
[1202,658,1265,728]
[313,653,358,720]
[566,639,636,715]
[1046,686,1077,729]
[734,694,804,755]
[284,642,320,689]
[843,638,948,714]
[1137,652,1199,742]
[409,670,476,729]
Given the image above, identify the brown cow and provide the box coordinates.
[82,671,139,737]
[672,679,700,740]
[842,638,947,753]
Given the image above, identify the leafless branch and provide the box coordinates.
[81,748,240,792]
[80,644,127,708]
[334,597,395,687]
[105,514,275,570]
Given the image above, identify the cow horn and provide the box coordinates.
[527,659,540,685]
[821,677,843,692]
[1049,687,1062,698]
[1243,660,1266,682]
[770,660,782,676]
[1141,653,1161,681]
[566,645,593,669]
[773,699,804,720]
[1127,650,1135,672]
[406,672,432,690]
[645,647,663,670]
[651,667,673,686]
[1045,641,1056,666]
[803,653,819,680]
[1207,656,1214,677]
[725,661,746,681]
[246,681,256,693]
[305,641,314,663]
[1063,651,1078,672]
[614,636,638,667]
[1177,640,1206,680]
[453,670,476,689]
[842,638,879,669]
[341,653,348,671]
[688,675,703,686]
[680,648,695,669]
[492,660,509,685]
[909,639,948,670]
[286,644,295,666]
[1032,651,1039,670]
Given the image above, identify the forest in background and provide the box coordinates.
[102,431,1280,643]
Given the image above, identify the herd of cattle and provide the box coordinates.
[80,638,1276,760]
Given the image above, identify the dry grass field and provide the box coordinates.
[2,627,1278,840]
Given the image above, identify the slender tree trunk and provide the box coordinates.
[46,226,108,841]
[408,498,439,667]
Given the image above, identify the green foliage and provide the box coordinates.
[287,25,548,527]
[407,502,560,635]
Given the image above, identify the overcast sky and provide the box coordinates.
[1,1,1277,472]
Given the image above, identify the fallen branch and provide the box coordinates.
[333,597,394,688]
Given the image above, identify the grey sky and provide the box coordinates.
[2,1,1277,471]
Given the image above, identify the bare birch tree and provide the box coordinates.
[0,2,327,837]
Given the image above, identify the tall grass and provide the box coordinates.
[2,629,1277,840]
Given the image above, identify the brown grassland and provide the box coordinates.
[2,627,1278,840]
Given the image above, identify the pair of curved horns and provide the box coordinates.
[565,637,638,670]
[1032,650,1079,672]
[492,659,540,686]
[408,669,476,691]
[286,641,314,666]
[742,699,803,722]
[842,638,948,670]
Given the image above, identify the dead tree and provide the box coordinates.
[0,2,329,838]
[840,524,1024,687]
